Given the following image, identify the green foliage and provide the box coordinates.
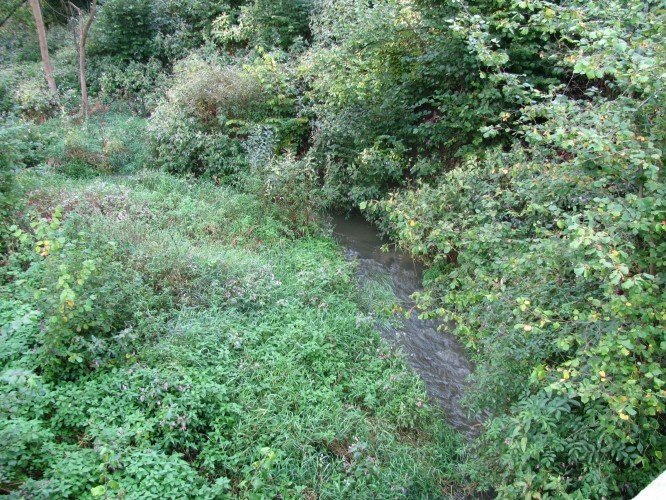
[147,55,252,180]
[14,76,59,120]
[7,210,156,380]
[304,0,665,495]
[0,169,460,496]
[89,0,313,65]
[375,104,664,494]
[148,52,306,181]
[305,0,524,206]
[211,0,313,51]
[89,0,155,62]
[32,112,150,176]
[0,3,40,66]
[0,165,12,254]
[2,0,664,496]
[245,146,320,235]
[0,25,79,119]
[367,1,665,493]
[0,116,45,254]
[97,58,167,114]
[0,62,59,119]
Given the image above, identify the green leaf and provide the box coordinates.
[91,485,106,497]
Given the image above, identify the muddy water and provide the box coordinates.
[332,214,479,435]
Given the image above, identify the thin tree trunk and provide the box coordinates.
[28,0,57,94]
[70,0,97,120]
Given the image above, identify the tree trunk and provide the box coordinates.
[28,0,57,94]
[71,0,97,120]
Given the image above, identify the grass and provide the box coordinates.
[1,119,462,497]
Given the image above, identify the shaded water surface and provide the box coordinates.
[332,214,479,435]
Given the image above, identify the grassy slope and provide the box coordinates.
[1,117,460,497]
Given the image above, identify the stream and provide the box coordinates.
[332,214,479,436]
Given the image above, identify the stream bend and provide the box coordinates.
[332,214,479,435]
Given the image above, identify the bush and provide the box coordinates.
[166,54,262,124]
[149,101,248,180]
[245,141,320,235]
[97,58,167,114]
[0,66,21,114]
[89,0,155,62]
[148,54,267,180]
[0,129,17,254]
[33,112,150,176]
[211,0,313,51]
[148,50,310,182]
[9,210,158,380]
[372,61,664,500]
[14,77,59,121]
[150,0,228,61]
[0,116,45,253]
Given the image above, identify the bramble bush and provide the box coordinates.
[362,1,665,496]
[147,54,260,179]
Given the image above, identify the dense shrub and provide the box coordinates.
[0,116,45,253]
[167,54,262,123]
[149,52,306,181]
[245,134,320,234]
[363,1,665,496]
[89,0,155,62]
[14,78,59,121]
[89,0,312,64]
[306,0,520,206]
[0,5,40,66]
[211,0,313,51]
[0,66,22,114]
[62,114,149,174]
[0,132,15,254]
[373,94,664,496]
[150,0,230,61]
[0,61,61,120]
[20,112,151,177]
[97,58,167,114]
[8,210,157,380]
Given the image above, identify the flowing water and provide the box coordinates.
[332,214,479,436]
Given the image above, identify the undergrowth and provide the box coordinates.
[1,164,461,498]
